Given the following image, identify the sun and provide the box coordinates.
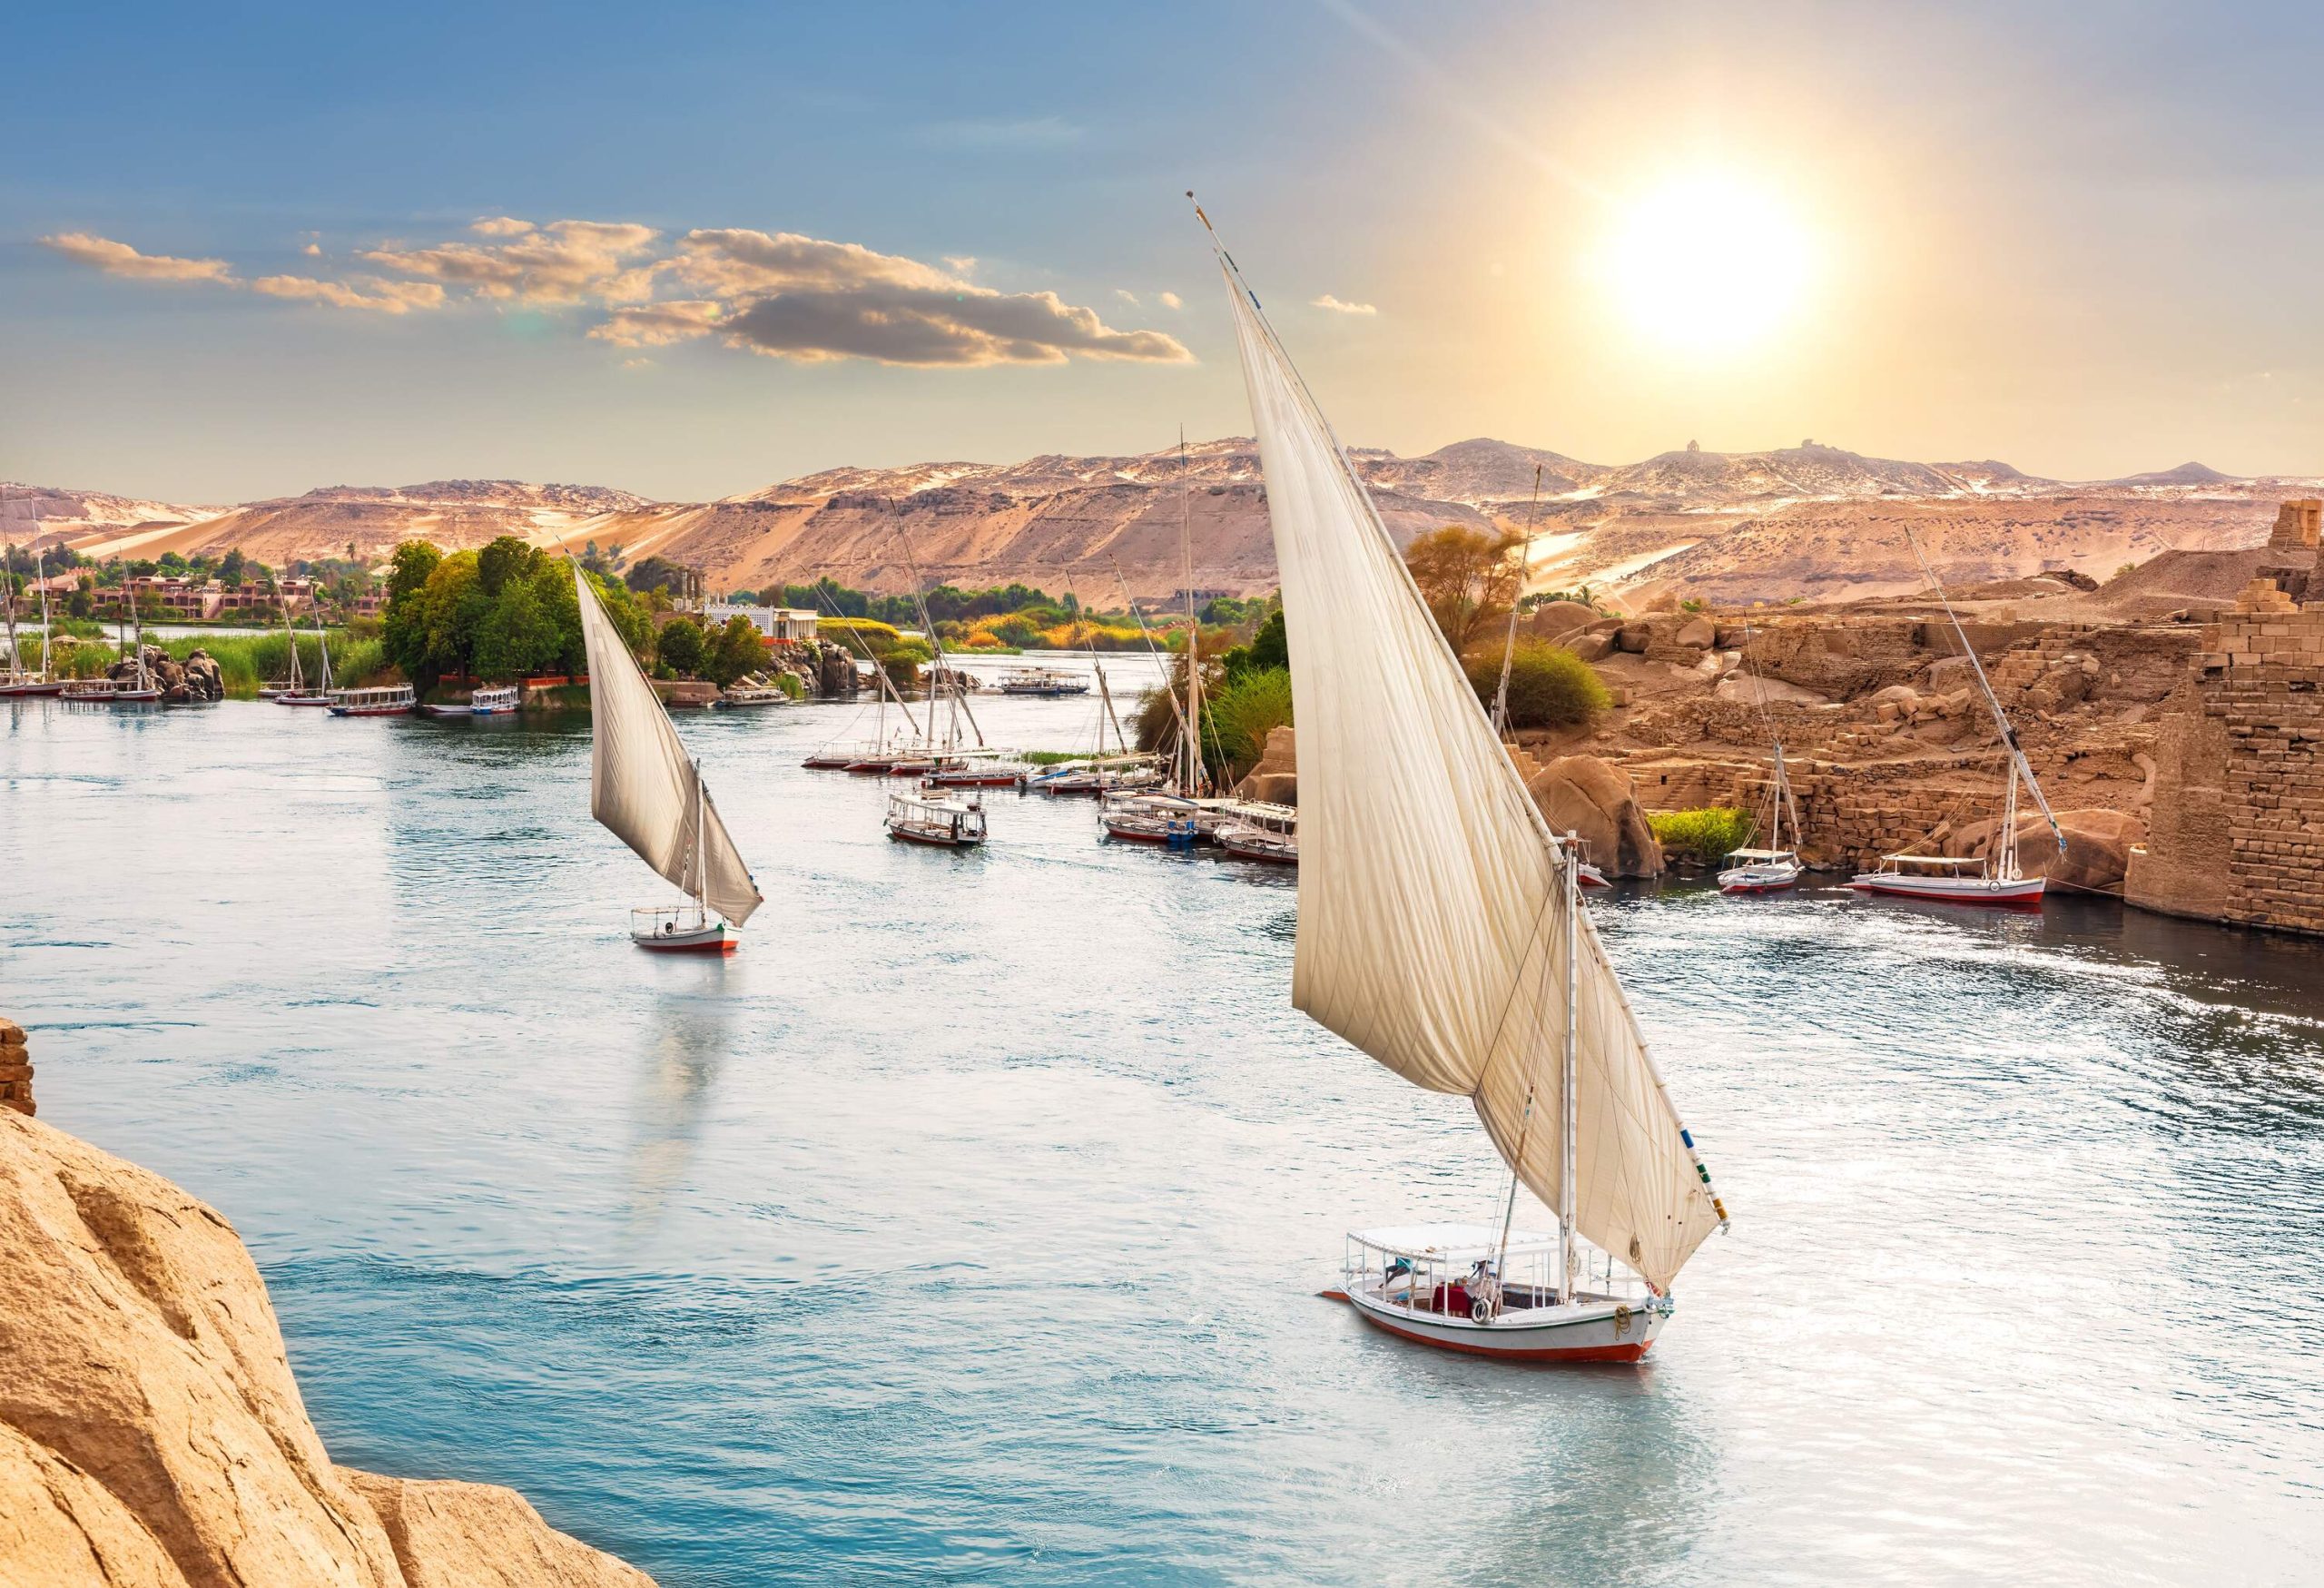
[1595,171,1817,357]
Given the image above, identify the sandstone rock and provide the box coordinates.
[1523,600,1598,641]
[1869,684,1920,706]
[1566,632,1615,663]
[1673,616,1716,650]
[0,1110,658,1587]
[1233,725,1297,805]
[1713,675,1828,707]
[1615,625,1651,655]
[1947,807,2145,895]
[1925,655,1976,695]
[1526,755,1662,877]
[345,1474,652,1588]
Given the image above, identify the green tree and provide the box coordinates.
[1247,609,1288,673]
[474,576,564,680]
[478,536,537,597]
[704,616,765,686]
[416,551,487,687]
[1405,525,1523,655]
[658,616,706,676]
[381,540,444,680]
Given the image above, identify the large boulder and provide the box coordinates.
[1524,600,1599,641]
[1673,616,1716,650]
[1526,755,1663,877]
[0,1109,657,1587]
[1233,724,1298,805]
[180,650,225,703]
[1946,807,2145,895]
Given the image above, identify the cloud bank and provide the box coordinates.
[41,217,1190,368]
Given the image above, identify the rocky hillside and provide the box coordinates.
[0,1107,656,1587]
[14,440,2319,605]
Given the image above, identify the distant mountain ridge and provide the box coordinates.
[8,439,2318,605]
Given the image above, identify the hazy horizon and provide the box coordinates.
[11,0,2324,504]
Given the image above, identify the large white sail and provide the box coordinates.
[1212,243,1722,1290]
[573,567,763,926]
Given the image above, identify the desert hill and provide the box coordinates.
[10,439,2318,605]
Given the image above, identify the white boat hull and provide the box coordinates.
[631,918,735,953]
[1846,872,2044,909]
[1719,862,1801,894]
[1336,1287,1669,1363]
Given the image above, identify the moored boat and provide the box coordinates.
[1845,853,2044,908]
[1100,792,1201,845]
[924,757,1025,789]
[998,666,1089,697]
[469,685,520,715]
[1201,199,1725,1363]
[1216,815,1298,864]
[1,543,65,695]
[327,685,416,716]
[1718,848,1802,893]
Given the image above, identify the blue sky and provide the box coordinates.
[10,1,2324,501]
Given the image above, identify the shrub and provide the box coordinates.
[1205,665,1294,781]
[1462,639,1610,730]
[1649,807,1757,867]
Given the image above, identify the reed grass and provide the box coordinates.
[1648,806,1758,867]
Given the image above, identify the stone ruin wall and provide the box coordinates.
[1623,751,2028,869]
[2128,590,2324,934]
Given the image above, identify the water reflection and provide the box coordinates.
[623,987,734,1248]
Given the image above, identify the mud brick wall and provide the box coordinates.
[0,1021,33,1117]
[2131,608,2324,932]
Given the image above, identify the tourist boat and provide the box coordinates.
[884,788,987,848]
[999,665,1089,697]
[1029,753,1163,796]
[1216,812,1298,864]
[469,685,521,715]
[327,685,416,716]
[1846,532,2063,909]
[0,543,65,696]
[1846,853,2045,908]
[720,673,790,707]
[59,676,128,703]
[1100,792,1202,845]
[572,566,763,953]
[1203,201,1725,1361]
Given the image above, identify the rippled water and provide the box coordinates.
[5,677,2322,1585]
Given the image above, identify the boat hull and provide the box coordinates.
[887,822,983,848]
[1846,873,2044,909]
[327,705,412,716]
[1219,833,1298,864]
[1335,1289,1666,1363]
[631,920,736,953]
[0,680,66,697]
[1719,863,1802,894]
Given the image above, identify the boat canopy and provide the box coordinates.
[1214,225,1723,1292]
[1351,1223,1561,1263]
[1725,848,1797,862]
[574,567,762,927]
[1881,853,1990,870]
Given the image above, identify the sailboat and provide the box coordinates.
[0,545,65,696]
[1103,441,1210,846]
[1202,201,1726,1361]
[111,593,162,703]
[1718,627,1806,894]
[881,524,990,841]
[572,565,763,952]
[276,582,332,706]
[1845,532,2063,910]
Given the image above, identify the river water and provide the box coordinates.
[5,676,2321,1586]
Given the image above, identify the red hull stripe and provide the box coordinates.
[1845,882,2042,910]
[1350,1308,1651,1364]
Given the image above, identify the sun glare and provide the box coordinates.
[1596,171,1817,358]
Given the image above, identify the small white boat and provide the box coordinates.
[327,685,416,716]
[1334,1225,1672,1363]
[572,567,763,953]
[1718,848,1803,894]
[1216,805,1298,865]
[885,788,987,847]
[469,685,521,715]
[998,666,1090,697]
[1846,853,2044,909]
[719,673,790,707]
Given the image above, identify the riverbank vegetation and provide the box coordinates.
[1648,807,1756,866]
[381,538,651,694]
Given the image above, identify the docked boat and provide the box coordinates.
[278,595,336,706]
[720,673,791,707]
[1846,532,2063,909]
[1028,753,1163,796]
[0,544,64,696]
[999,665,1089,697]
[60,676,130,703]
[470,685,520,715]
[1100,792,1202,845]
[327,685,416,716]
[1846,853,2045,908]
[1203,201,1725,1362]
[1716,634,1806,894]
[884,788,987,847]
[1216,812,1298,864]
[573,566,763,952]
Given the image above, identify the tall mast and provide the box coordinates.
[1561,838,1580,1302]
[133,581,146,689]
[1179,429,1204,794]
[311,590,332,692]
[1490,466,1545,740]
[4,542,19,682]
[34,547,54,679]
[1900,523,2063,862]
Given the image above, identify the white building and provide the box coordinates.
[704,603,818,641]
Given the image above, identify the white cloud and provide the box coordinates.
[362,220,661,304]
[301,242,323,257]
[39,232,234,282]
[1115,289,1139,306]
[251,275,447,314]
[942,255,979,276]
[590,300,726,348]
[470,216,536,238]
[1158,291,1182,309]
[1312,293,1378,316]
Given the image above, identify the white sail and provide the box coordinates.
[1212,244,1722,1291]
[573,567,763,927]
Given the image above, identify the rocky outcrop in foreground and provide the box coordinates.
[0,1109,655,1588]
